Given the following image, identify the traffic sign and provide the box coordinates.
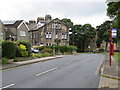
[112,28,117,38]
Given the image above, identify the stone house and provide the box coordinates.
[3,20,29,41]
[29,17,69,46]
[0,20,5,40]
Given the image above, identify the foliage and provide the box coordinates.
[1,57,9,64]
[2,41,17,59]
[32,53,42,58]
[61,18,73,28]
[72,24,96,52]
[33,46,41,50]
[20,49,28,57]
[32,52,51,58]
[13,57,20,62]
[107,1,120,40]
[19,44,26,50]
[41,48,53,54]
[34,45,77,54]
[16,44,28,57]
[96,21,112,47]
[41,52,52,57]
[17,40,31,56]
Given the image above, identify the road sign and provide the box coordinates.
[112,28,117,38]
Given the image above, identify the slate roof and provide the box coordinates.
[3,20,23,28]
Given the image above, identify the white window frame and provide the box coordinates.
[20,31,26,36]
[45,32,52,39]
[62,33,67,39]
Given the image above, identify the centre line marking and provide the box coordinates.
[36,67,58,76]
[0,83,15,89]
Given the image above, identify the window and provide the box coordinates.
[20,31,26,36]
[62,33,67,39]
[46,43,52,46]
[45,32,52,39]
[56,32,58,38]
[34,33,36,38]
[1,33,3,39]
[52,24,61,29]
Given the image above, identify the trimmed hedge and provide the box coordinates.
[33,45,77,54]
[2,41,17,59]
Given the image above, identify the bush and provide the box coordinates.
[41,52,51,57]
[17,40,31,56]
[33,46,41,50]
[2,57,9,64]
[16,44,28,57]
[41,48,53,54]
[2,41,17,59]
[13,57,20,62]
[34,45,77,55]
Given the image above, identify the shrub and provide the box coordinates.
[20,50,28,57]
[41,48,53,54]
[17,40,31,56]
[32,53,42,58]
[13,57,20,62]
[19,44,26,50]
[2,57,9,64]
[16,44,28,57]
[2,41,17,59]
[41,52,51,57]
[33,46,41,50]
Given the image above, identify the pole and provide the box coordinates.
[110,28,112,66]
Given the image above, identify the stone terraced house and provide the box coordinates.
[28,15,69,46]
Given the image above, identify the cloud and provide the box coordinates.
[0,0,109,27]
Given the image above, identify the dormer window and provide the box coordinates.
[52,24,61,29]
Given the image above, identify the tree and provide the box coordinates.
[80,24,96,51]
[61,18,96,52]
[96,20,112,49]
[107,1,120,40]
[61,18,73,28]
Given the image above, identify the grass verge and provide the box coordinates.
[113,52,120,62]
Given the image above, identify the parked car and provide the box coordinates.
[31,48,39,53]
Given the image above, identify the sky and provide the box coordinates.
[0,0,110,28]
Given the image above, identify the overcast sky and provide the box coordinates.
[0,0,110,28]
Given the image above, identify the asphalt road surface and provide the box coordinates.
[2,54,105,88]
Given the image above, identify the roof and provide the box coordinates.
[3,20,23,28]
[29,18,69,32]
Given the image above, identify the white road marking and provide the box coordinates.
[0,84,15,89]
[36,67,58,76]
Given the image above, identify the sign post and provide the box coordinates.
[109,28,117,66]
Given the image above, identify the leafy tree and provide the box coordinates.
[61,18,96,52]
[107,1,120,40]
[80,24,96,51]
[96,20,112,48]
[61,18,73,28]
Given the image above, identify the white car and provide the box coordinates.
[31,48,39,53]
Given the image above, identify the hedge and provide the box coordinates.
[2,41,17,59]
[33,45,77,54]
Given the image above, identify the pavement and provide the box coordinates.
[99,53,120,89]
[0,55,65,70]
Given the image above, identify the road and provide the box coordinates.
[2,54,104,88]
